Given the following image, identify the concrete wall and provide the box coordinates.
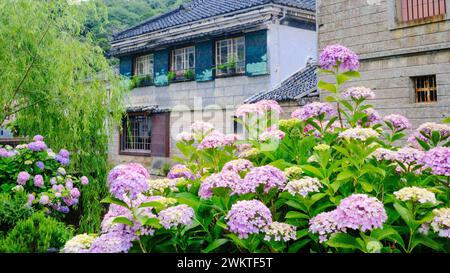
[318,0,450,130]
[268,23,317,88]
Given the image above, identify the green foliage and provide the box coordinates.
[0,192,33,234]
[0,0,128,232]
[0,212,73,253]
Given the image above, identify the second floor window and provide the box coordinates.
[215,37,245,76]
[400,0,447,22]
[134,54,154,76]
[171,46,195,81]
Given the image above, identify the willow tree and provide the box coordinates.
[0,0,128,232]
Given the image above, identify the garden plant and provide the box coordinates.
[61,45,450,253]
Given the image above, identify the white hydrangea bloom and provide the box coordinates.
[61,234,97,253]
[394,186,437,204]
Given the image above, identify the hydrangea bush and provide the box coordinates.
[65,45,450,253]
[0,135,89,216]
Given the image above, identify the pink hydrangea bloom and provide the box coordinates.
[342,87,375,100]
[34,175,44,188]
[240,165,287,194]
[420,147,450,176]
[384,114,411,132]
[319,44,359,71]
[226,200,272,239]
[291,102,336,120]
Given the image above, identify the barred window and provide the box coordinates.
[120,114,152,154]
[400,0,447,22]
[215,37,245,76]
[413,75,438,103]
[134,54,154,76]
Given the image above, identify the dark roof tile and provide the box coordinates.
[113,0,315,40]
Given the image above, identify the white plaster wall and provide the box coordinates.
[268,23,317,88]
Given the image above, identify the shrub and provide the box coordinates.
[0,212,73,253]
[0,192,33,233]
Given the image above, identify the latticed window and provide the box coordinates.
[120,114,152,154]
[215,37,245,76]
[171,46,195,79]
[413,75,438,103]
[134,54,154,76]
[400,0,447,22]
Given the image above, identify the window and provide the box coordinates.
[400,0,446,22]
[170,46,195,81]
[215,37,245,76]
[413,75,437,103]
[134,54,154,77]
[120,113,152,154]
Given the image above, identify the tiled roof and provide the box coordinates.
[126,105,170,113]
[113,0,316,40]
[245,62,318,103]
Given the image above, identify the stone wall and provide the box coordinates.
[317,0,450,129]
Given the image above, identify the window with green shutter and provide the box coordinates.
[245,30,268,76]
[195,41,214,82]
[119,56,132,77]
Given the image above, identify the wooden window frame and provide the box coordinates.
[412,75,438,103]
[215,36,246,77]
[133,54,154,77]
[389,0,449,29]
[119,112,152,156]
[170,46,195,82]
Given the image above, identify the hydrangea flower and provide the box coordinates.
[235,104,264,117]
[263,222,297,242]
[370,148,397,161]
[430,208,450,238]
[176,132,195,142]
[338,127,379,141]
[17,171,31,185]
[309,211,342,243]
[147,178,178,195]
[226,200,272,239]
[27,141,47,152]
[314,144,331,152]
[394,186,437,204]
[0,148,16,158]
[34,175,44,188]
[62,234,97,253]
[33,135,44,141]
[333,194,387,232]
[39,195,50,205]
[342,87,375,100]
[167,164,195,180]
[190,121,214,138]
[256,100,283,114]
[27,194,35,206]
[198,171,243,199]
[361,108,381,127]
[259,126,285,142]
[384,114,411,132]
[420,147,450,176]
[55,149,70,166]
[108,164,149,200]
[222,159,254,174]
[158,204,195,229]
[283,166,303,179]
[291,102,336,120]
[198,131,229,150]
[284,177,322,197]
[417,122,450,138]
[89,232,134,253]
[35,161,45,170]
[278,118,302,131]
[394,147,425,165]
[80,176,89,185]
[108,163,150,183]
[237,148,260,158]
[240,165,287,194]
[319,44,359,71]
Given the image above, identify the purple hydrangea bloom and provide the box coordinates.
[309,210,343,243]
[342,87,375,100]
[407,131,429,150]
[255,100,283,114]
[89,232,134,253]
[33,135,44,141]
[39,195,50,205]
[291,102,336,120]
[198,131,229,150]
[80,176,89,185]
[167,164,195,180]
[384,114,411,132]
[0,148,16,158]
[107,163,150,183]
[319,44,359,71]
[70,188,81,198]
[34,175,44,188]
[36,161,45,170]
[333,194,387,232]
[65,178,74,190]
[240,165,287,194]
[222,159,254,174]
[225,200,272,239]
[259,126,286,142]
[55,149,70,166]
[420,147,450,176]
[17,171,30,185]
[27,194,35,206]
[27,141,47,152]
[394,147,424,165]
[198,171,243,199]
[108,168,149,200]
[361,108,381,127]
[158,204,195,229]
[58,149,70,158]
[50,177,57,185]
